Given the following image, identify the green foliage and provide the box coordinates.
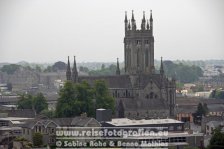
[35,65,42,72]
[210,89,224,99]
[163,61,203,83]
[17,94,33,109]
[33,93,48,114]
[79,66,89,73]
[208,128,224,149]
[176,82,184,89]
[55,81,78,117]
[89,64,117,76]
[52,61,66,72]
[191,85,204,92]
[76,81,95,116]
[196,102,208,116]
[94,80,115,113]
[1,64,21,74]
[40,109,55,118]
[17,93,48,114]
[55,80,115,118]
[193,102,208,124]
[43,66,52,72]
[33,132,43,147]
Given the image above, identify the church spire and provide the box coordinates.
[160,57,164,75]
[146,20,149,30]
[116,58,120,75]
[72,56,78,83]
[124,11,128,32]
[150,10,153,35]
[128,20,131,30]
[141,11,146,30]
[66,56,71,81]
[125,11,128,23]
[131,10,136,30]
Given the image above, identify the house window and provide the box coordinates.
[49,137,55,144]
[177,125,182,131]
[0,121,8,126]
[169,126,174,131]
[50,128,55,134]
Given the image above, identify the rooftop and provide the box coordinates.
[106,118,183,126]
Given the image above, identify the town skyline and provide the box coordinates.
[0,0,224,63]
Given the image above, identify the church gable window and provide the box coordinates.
[150,92,154,99]
[146,94,149,99]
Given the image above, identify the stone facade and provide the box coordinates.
[66,11,176,119]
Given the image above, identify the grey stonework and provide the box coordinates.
[66,10,176,119]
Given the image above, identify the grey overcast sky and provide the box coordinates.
[0,0,224,63]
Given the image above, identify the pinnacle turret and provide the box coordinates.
[116,58,120,75]
[66,56,71,81]
[72,56,78,83]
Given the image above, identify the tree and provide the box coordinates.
[33,132,43,147]
[17,93,48,114]
[193,102,209,124]
[6,82,12,91]
[210,89,224,99]
[35,65,42,72]
[163,61,203,83]
[33,93,48,114]
[94,80,115,113]
[75,81,95,117]
[79,66,89,73]
[55,80,115,118]
[17,94,33,109]
[55,81,78,117]
[1,64,20,74]
[52,61,67,72]
[208,128,224,149]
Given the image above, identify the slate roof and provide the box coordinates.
[78,75,132,88]
[176,97,224,106]
[118,97,167,111]
[0,109,35,118]
[52,118,73,126]
[207,104,224,112]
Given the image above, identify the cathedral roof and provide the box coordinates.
[78,75,132,88]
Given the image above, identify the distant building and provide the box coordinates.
[102,118,203,148]
[205,121,224,135]
[66,11,176,119]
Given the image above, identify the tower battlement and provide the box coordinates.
[124,10,154,75]
[125,10,153,35]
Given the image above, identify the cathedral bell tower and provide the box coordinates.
[124,10,155,75]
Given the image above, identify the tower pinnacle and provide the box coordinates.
[72,56,78,83]
[160,57,164,75]
[141,11,146,30]
[66,56,71,81]
[116,58,120,75]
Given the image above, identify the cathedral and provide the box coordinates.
[66,11,176,119]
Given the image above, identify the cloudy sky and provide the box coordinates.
[0,0,224,63]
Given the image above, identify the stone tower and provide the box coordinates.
[124,10,155,75]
